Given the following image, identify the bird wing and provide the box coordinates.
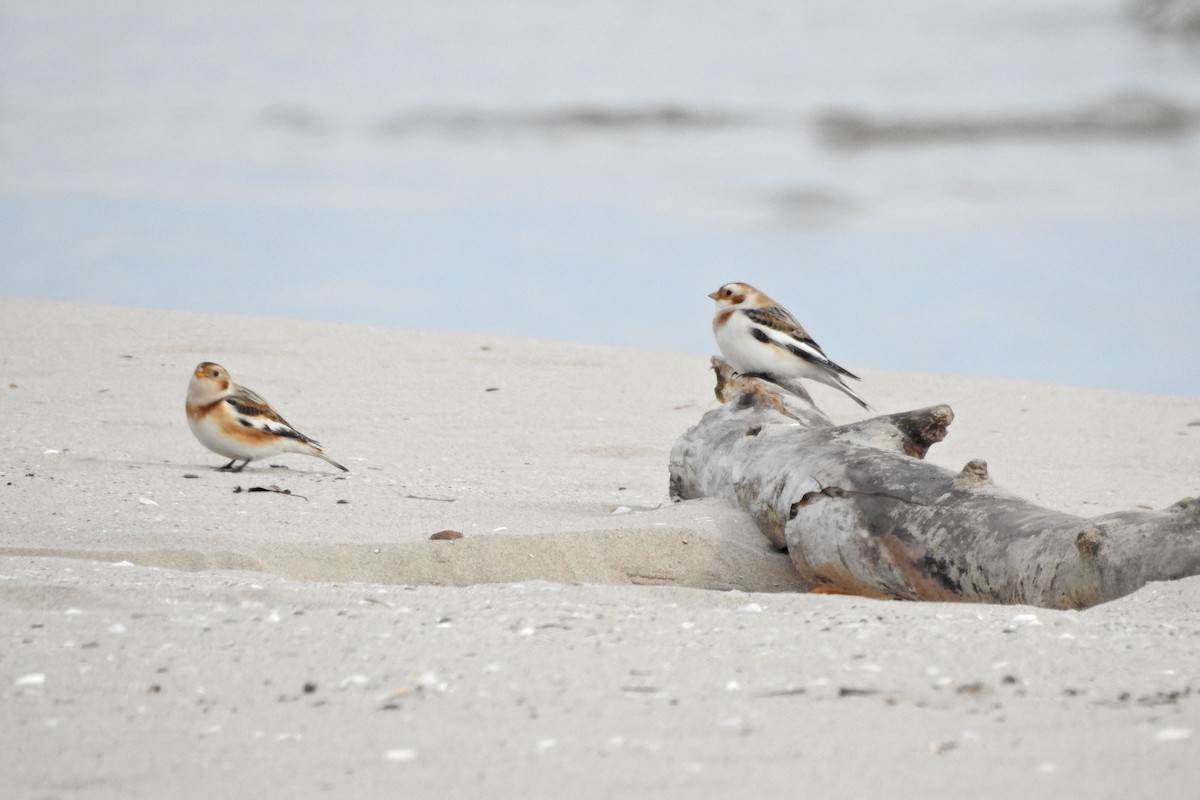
[743,308,860,380]
[744,306,821,350]
[224,387,317,445]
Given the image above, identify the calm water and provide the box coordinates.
[2,1,1199,395]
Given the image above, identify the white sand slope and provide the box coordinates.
[1,296,1198,799]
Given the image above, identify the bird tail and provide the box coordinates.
[292,439,350,472]
[315,449,350,472]
[834,377,872,412]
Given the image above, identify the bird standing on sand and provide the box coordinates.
[185,362,349,472]
[709,282,871,410]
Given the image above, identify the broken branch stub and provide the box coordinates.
[669,357,1200,609]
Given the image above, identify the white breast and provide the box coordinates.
[715,311,804,378]
[188,409,285,461]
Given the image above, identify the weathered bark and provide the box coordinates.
[669,358,1200,609]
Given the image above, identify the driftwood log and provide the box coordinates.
[669,358,1200,609]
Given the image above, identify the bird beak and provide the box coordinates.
[194,367,206,379]
[707,290,722,300]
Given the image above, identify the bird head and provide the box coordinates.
[188,362,232,402]
[708,282,763,308]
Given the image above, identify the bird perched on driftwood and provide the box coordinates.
[709,282,871,410]
[185,362,349,473]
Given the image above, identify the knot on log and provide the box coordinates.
[1075,526,1106,559]
[668,471,687,503]
[729,382,789,417]
[952,459,992,490]
[895,404,954,458]
[712,356,814,414]
[790,485,847,518]
[826,406,954,460]
[1168,496,1200,516]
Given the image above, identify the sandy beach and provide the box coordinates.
[2,296,1198,798]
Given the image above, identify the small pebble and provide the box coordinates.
[416,672,447,692]
[1153,727,1193,743]
[339,674,370,690]
[384,748,417,762]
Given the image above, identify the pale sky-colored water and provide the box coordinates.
[2,1,1199,395]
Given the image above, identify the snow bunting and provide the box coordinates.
[185,362,349,472]
[709,282,871,410]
